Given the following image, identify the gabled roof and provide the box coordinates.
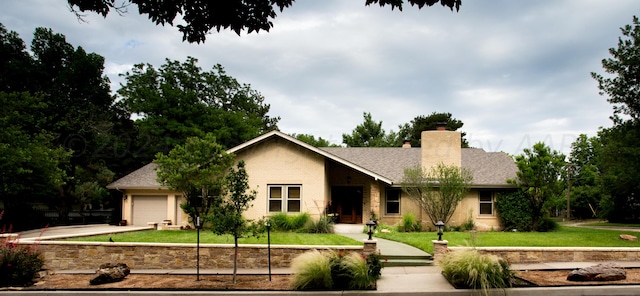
[107,131,517,189]
[321,147,517,187]
[106,163,163,190]
[228,131,394,184]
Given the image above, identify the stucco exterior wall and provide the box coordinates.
[380,189,501,231]
[234,137,327,220]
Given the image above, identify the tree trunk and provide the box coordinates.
[233,236,238,284]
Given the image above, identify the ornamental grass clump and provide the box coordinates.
[290,249,333,290]
[291,250,382,290]
[439,248,513,296]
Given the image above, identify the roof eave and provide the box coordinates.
[228,131,394,185]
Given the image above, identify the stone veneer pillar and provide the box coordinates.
[363,239,378,256]
[432,240,449,263]
[369,181,381,219]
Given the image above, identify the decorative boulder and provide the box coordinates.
[619,234,638,241]
[567,263,626,282]
[90,263,131,285]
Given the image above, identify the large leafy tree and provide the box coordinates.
[154,133,235,223]
[398,112,469,147]
[0,92,71,229]
[590,15,640,222]
[0,23,130,225]
[117,57,279,159]
[67,0,461,43]
[596,123,640,222]
[342,112,399,147]
[400,163,473,225]
[567,134,605,220]
[508,142,566,230]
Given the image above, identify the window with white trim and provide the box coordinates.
[385,188,401,215]
[479,191,493,215]
[268,185,301,213]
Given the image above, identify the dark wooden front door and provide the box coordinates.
[331,186,363,224]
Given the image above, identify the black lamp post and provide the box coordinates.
[366,219,376,240]
[266,218,272,281]
[196,215,201,281]
[435,220,445,241]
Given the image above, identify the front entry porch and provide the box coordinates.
[331,186,363,224]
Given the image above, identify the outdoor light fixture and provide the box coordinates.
[435,220,445,241]
[266,218,272,281]
[366,219,376,240]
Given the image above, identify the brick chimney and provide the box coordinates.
[421,127,461,172]
[402,139,411,148]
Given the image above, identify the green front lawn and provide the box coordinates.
[375,226,640,254]
[67,230,362,245]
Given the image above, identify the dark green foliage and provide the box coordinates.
[0,243,44,287]
[68,0,460,43]
[590,15,640,223]
[597,122,640,222]
[0,23,126,228]
[397,112,469,147]
[535,217,559,232]
[342,112,399,147]
[495,191,534,231]
[292,133,339,147]
[508,142,566,231]
[118,57,278,157]
[366,253,383,280]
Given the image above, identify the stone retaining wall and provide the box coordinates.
[22,241,367,270]
[449,246,640,264]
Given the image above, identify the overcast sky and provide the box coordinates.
[1,1,637,155]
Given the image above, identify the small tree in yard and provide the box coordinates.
[401,163,473,226]
[508,142,566,231]
[154,133,234,225]
[210,161,257,283]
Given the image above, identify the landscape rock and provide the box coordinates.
[567,263,626,282]
[89,263,130,285]
[619,234,638,241]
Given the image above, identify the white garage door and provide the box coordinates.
[132,195,167,226]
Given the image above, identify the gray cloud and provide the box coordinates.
[1,0,636,155]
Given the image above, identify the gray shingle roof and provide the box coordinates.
[320,147,517,187]
[106,163,163,189]
[107,131,517,189]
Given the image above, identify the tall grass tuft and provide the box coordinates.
[304,215,334,233]
[439,249,513,296]
[291,250,382,290]
[397,212,422,232]
[290,250,332,290]
[341,252,375,289]
[269,212,310,231]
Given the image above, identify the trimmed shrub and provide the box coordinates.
[494,190,534,231]
[440,249,513,295]
[535,217,559,232]
[0,242,44,287]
